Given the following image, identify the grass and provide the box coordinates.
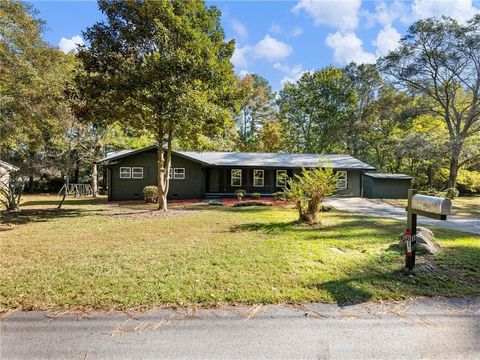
[0,195,479,312]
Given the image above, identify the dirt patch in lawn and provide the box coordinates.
[106,209,198,220]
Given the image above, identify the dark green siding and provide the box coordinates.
[292,168,363,197]
[363,177,412,199]
[109,151,204,200]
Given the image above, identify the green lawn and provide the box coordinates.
[0,195,479,312]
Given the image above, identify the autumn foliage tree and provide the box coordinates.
[379,16,480,188]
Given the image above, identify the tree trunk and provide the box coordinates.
[28,175,34,193]
[157,129,173,211]
[91,163,98,197]
[448,140,464,189]
[448,157,459,189]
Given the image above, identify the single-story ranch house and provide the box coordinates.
[0,160,19,188]
[98,145,391,201]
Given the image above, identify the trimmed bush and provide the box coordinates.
[273,191,286,201]
[143,185,158,203]
[251,192,261,199]
[235,189,246,201]
[444,187,459,200]
[233,201,272,207]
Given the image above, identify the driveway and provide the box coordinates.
[1,298,479,359]
[326,197,480,235]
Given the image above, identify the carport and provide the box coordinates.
[363,173,413,199]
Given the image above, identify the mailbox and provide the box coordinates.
[404,189,451,272]
[411,194,452,216]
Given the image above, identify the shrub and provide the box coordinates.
[235,189,246,201]
[273,191,286,201]
[251,192,261,199]
[444,187,459,199]
[233,201,272,207]
[285,166,336,224]
[143,185,158,203]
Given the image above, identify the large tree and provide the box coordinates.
[278,67,354,153]
[379,16,480,188]
[0,1,78,191]
[236,74,277,151]
[79,0,239,210]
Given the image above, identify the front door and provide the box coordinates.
[208,168,220,192]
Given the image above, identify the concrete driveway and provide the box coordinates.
[326,198,480,235]
[1,298,479,359]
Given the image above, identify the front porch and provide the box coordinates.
[204,167,293,196]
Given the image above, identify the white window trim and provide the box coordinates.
[336,171,347,190]
[132,167,144,179]
[231,169,242,187]
[173,168,185,180]
[120,167,131,179]
[253,169,264,187]
[276,170,287,187]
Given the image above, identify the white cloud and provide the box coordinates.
[365,0,479,27]
[293,0,361,31]
[291,26,304,37]
[232,19,248,40]
[412,0,479,23]
[239,70,250,78]
[274,62,307,86]
[231,45,250,68]
[253,35,293,62]
[374,24,401,57]
[362,1,408,27]
[325,31,376,65]
[58,35,84,54]
[269,22,282,34]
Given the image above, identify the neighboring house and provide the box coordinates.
[98,146,376,201]
[0,160,19,188]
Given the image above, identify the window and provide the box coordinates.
[231,169,242,187]
[168,168,172,179]
[120,167,131,179]
[276,170,288,187]
[253,169,264,187]
[336,171,347,189]
[173,168,185,179]
[132,167,144,179]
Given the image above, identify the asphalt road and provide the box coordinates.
[1,297,479,359]
[327,198,480,235]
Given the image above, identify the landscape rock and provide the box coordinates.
[399,227,441,255]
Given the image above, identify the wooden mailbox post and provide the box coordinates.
[405,189,452,271]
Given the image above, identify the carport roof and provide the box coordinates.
[0,160,19,172]
[98,146,375,170]
[365,173,413,180]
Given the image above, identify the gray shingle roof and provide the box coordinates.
[177,151,375,169]
[98,146,375,170]
[365,173,413,180]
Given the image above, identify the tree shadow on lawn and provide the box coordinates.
[0,208,103,229]
[20,197,107,207]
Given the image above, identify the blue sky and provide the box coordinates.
[32,0,480,90]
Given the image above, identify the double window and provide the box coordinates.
[336,171,347,189]
[231,169,242,187]
[120,167,143,179]
[276,170,287,187]
[253,170,264,187]
[168,168,185,180]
